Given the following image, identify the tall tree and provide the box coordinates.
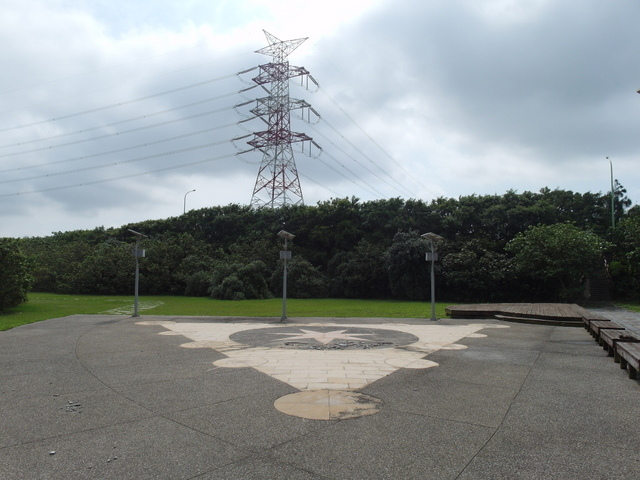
[383,231,433,301]
[0,238,33,311]
[505,223,609,301]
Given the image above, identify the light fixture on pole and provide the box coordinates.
[421,232,443,321]
[128,229,147,317]
[183,189,196,214]
[278,230,295,322]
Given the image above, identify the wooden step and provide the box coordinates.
[494,314,583,327]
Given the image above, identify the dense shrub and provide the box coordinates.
[174,254,217,296]
[505,223,609,301]
[610,210,640,300]
[270,256,329,299]
[209,260,272,300]
[14,187,639,302]
[442,241,515,302]
[74,241,133,294]
[327,241,389,298]
[383,231,432,301]
[0,238,33,311]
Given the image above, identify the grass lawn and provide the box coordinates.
[0,293,450,331]
[618,303,640,313]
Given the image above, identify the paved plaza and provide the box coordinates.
[1,313,640,479]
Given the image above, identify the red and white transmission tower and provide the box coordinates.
[243,31,320,208]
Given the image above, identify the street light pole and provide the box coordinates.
[278,230,295,322]
[421,232,443,321]
[128,229,147,317]
[183,189,196,214]
[609,158,615,230]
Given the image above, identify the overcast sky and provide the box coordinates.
[1,0,639,238]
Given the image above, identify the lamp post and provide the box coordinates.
[128,229,147,317]
[421,232,443,321]
[278,230,295,322]
[183,189,196,214]
[608,158,615,230]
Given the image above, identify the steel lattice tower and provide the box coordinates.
[246,31,319,208]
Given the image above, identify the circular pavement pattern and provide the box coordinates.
[229,326,419,350]
[274,390,383,420]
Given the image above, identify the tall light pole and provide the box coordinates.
[183,189,196,214]
[421,232,443,321]
[608,158,615,230]
[128,229,147,317]
[278,230,295,322]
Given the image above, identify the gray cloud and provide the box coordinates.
[331,0,640,158]
[1,0,639,237]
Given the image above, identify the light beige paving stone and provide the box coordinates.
[274,390,383,420]
[213,357,269,368]
[138,320,507,419]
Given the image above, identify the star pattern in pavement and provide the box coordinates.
[268,328,375,345]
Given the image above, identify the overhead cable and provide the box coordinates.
[0,73,239,134]
[318,86,437,198]
[0,147,237,198]
[0,87,256,150]
[0,123,236,174]
[0,105,237,159]
[0,139,233,185]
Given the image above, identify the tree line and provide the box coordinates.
[3,185,640,312]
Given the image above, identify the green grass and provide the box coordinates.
[0,293,450,331]
[618,303,640,313]
[0,293,133,331]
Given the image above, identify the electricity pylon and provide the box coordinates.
[244,31,320,208]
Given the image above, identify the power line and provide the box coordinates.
[0,147,237,198]
[314,150,388,199]
[0,86,255,150]
[317,83,438,198]
[308,122,410,198]
[0,105,238,159]
[0,123,235,174]
[0,139,233,186]
[298,171,342,198]
[0,73,241,133]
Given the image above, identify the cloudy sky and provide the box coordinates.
[1,0,639,238]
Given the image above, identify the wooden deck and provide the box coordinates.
[446,303,608,326]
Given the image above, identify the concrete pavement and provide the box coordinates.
[1,314,639,479]
[589,305,640,337]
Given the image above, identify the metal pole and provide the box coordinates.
[421,232,442,321]
[183,189,195,214]
[609,159,615,230]
[429,239,436,321]
[133,237,140,317]
[129,229,147,318]
[281,237,288,322]
[277,230,294,322]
